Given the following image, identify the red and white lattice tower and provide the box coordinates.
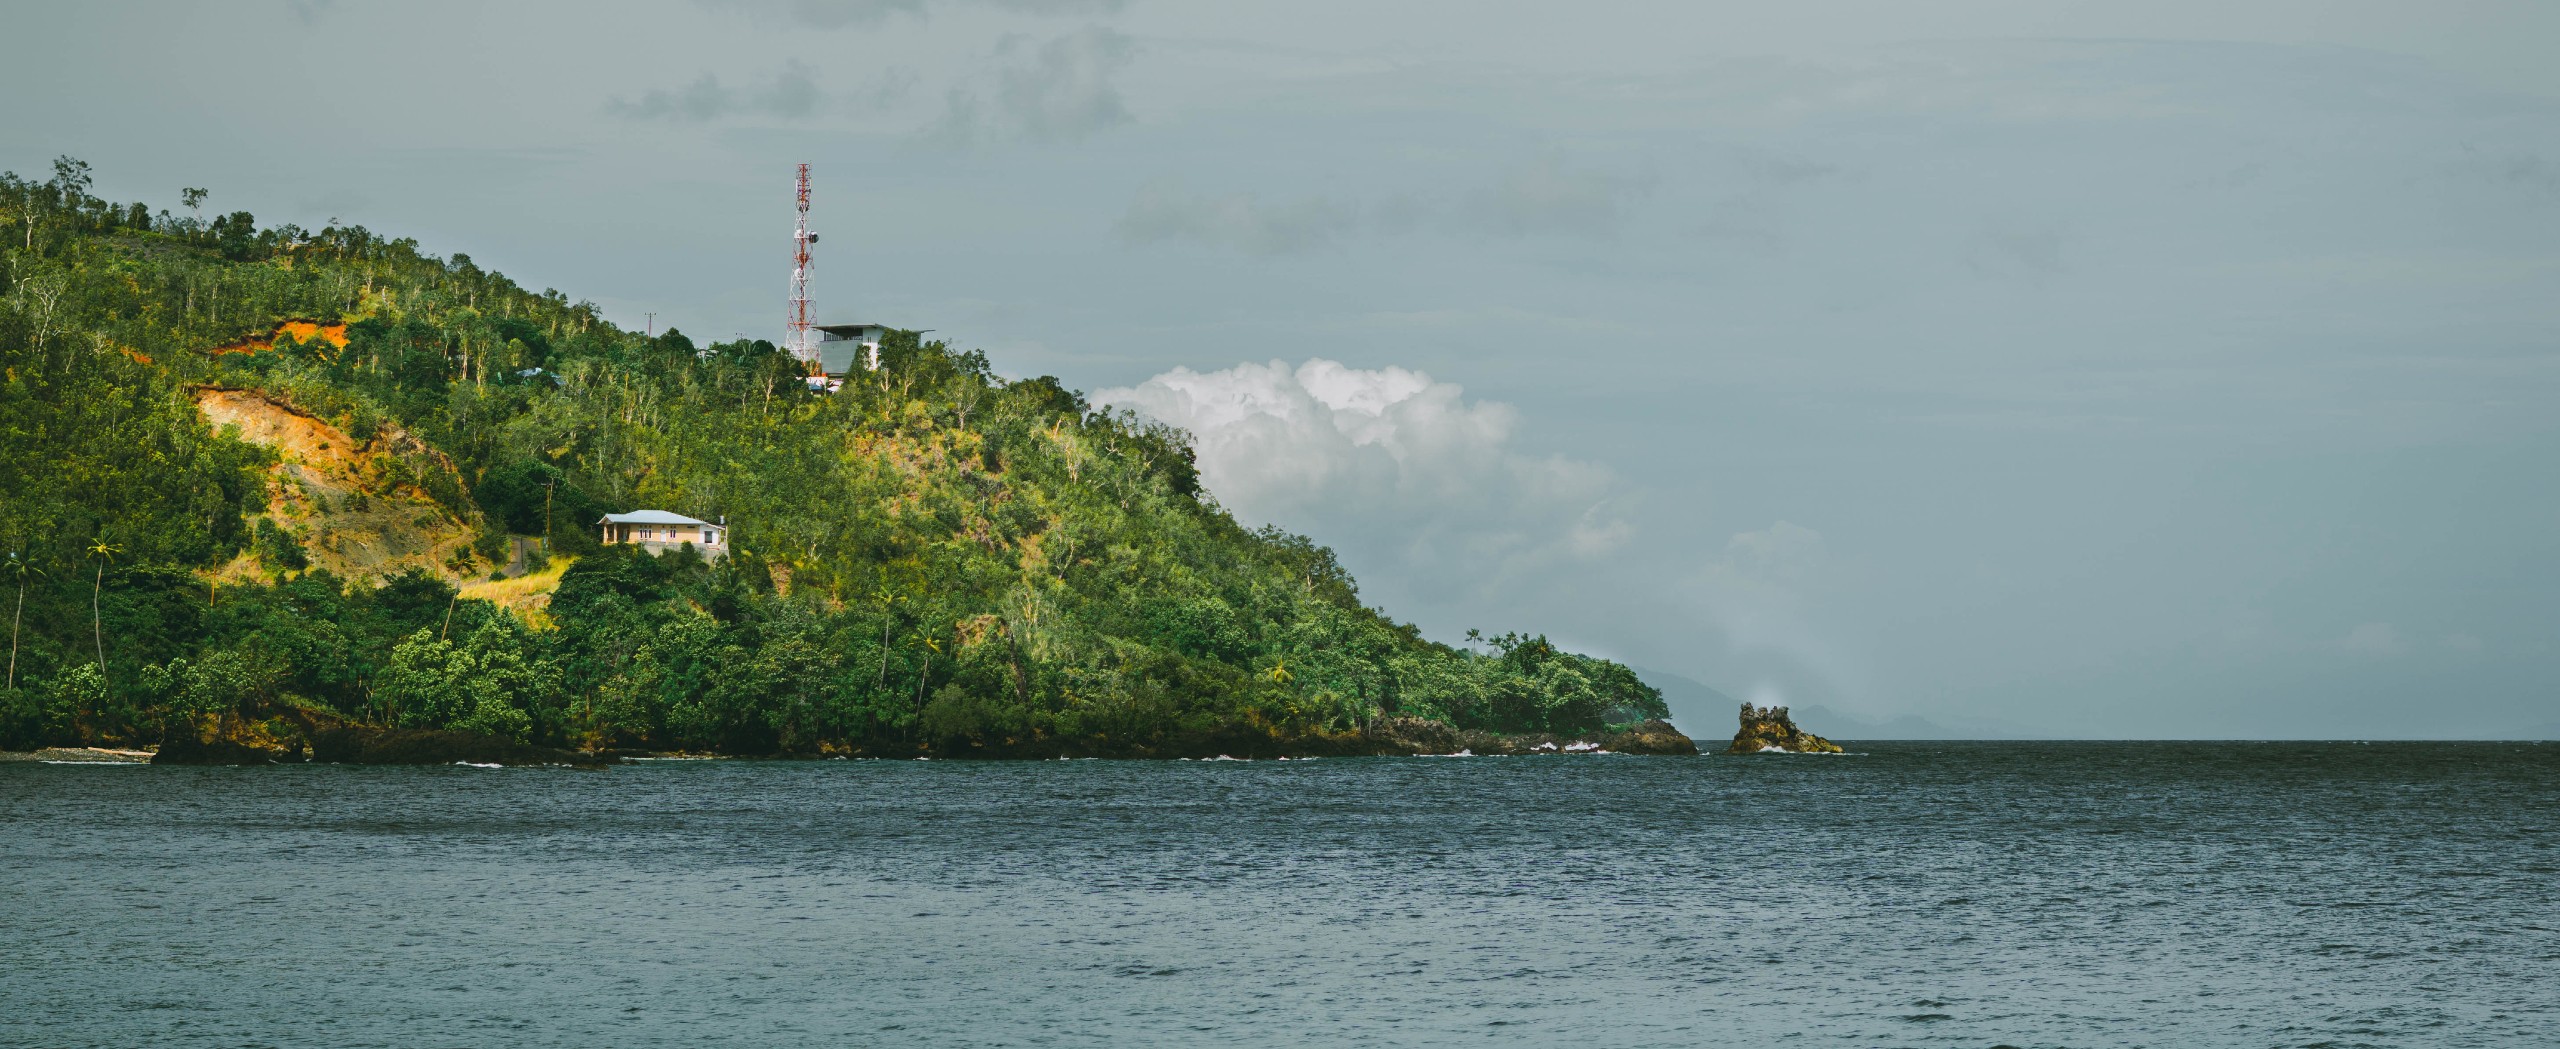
[786,163,816,369]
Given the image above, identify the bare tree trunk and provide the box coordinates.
[8,582,22,689]
[91,564,107,686]
[878,619,894,689]
[1009,635,1028,707]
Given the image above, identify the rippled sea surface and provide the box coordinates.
[4,743,2557,1047]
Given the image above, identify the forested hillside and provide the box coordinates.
[0,157,1667,756]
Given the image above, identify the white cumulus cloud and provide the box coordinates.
[1095,359,1630,609]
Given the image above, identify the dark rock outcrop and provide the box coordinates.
[1727,703,1842,754]
[133,706,1697,765]
[309,726,586,766]
[856,715,1699,760]
[1352,717,1697,757]
[152,714,582,766]
[152,735,301,765]
[1364,717,1696,757]
[1362,717,1463,755]
[152,715,307,765]
[1601,720,1702,755]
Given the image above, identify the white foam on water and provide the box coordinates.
[454,762,503,769]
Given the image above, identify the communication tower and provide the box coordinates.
[787,163,817,369]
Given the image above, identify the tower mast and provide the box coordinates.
[787,163,815,371]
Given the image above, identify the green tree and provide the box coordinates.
[53,663,108,741]
[374,622,546,742]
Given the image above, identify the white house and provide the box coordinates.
[806,323,897,389]
[598,510,728,561]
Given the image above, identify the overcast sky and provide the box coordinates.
[8,1,2557,737]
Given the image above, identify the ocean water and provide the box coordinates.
[3,742,2555,1048]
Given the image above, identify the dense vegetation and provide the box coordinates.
[0,157,1665,755]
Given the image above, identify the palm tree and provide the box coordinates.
[85,538,119,686]
[5,552,43,690]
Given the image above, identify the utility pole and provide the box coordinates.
[644,312,657,338]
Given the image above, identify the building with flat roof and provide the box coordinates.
[598,510,728,561]
[812,323,895,380]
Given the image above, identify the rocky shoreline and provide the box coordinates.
[856,717,1701,761]
[19,713,1704,766]
[0,747,156,763]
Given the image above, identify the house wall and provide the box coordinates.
[601,522,728,561]
[628,538,727,562]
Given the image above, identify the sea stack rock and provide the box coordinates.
[1727,703,1843,754]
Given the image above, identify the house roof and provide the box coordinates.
[815,323,892,338]
[598,510,713,527]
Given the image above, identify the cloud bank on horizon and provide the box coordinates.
[1096,360,1632,603]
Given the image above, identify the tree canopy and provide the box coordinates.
[0,158,1665,754]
